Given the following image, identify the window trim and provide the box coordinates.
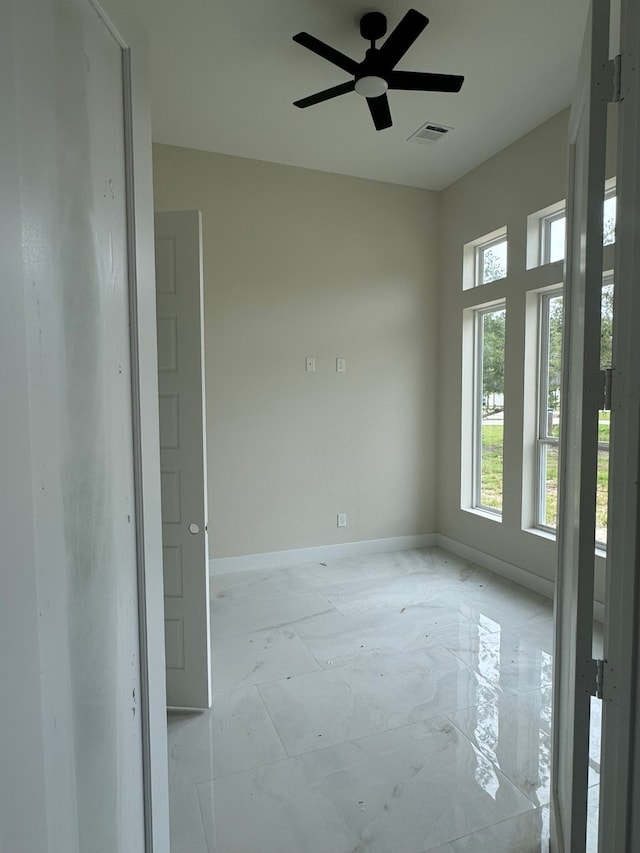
[535,288,563,533]
[540,211,567,266]
[473,302,506,515]
[462,226,508,290]
[475,235,508,288]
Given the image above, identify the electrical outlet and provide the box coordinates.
[337,513,347,528]
[305,356,316,372]
[336,357,346,373]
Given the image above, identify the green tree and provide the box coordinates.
[603,214,616,246]
[548,296,563,411]
[482,244,507,284]
[482,310,506,407]
[600,282,614,368]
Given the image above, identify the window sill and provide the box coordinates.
[462,507,503,523]
[525,525,608,558]
[524,526,557,544]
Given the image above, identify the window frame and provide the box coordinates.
[475,235,508,288]
[535,288,563,533]
[540,211,567,266]
[473,302,506,515]
[534,279,612,547]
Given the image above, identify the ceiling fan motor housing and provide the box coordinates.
[359,11,387,43]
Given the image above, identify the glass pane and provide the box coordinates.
[600,281,614,369]
[547,215,566,263]
[545,294,563,438]
[596,446,609,547]
[603,194,616,245]
[480,240,507,284]
[597,280,612,546]
[480,308,505,509]
[541,443,560,528]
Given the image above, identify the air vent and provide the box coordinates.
[408,121,453,144]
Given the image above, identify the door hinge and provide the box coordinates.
[600,368,613,411]
[595,658,605,699]
[612,54,622,102]
[583,658,605,699]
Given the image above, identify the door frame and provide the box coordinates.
[96,0,170,848]
[599,0,640,848]
[550,1,610,848]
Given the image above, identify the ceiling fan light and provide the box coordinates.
[354,75,388,98]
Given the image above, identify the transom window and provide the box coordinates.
[536,185,616,267]
[476,236,508,286]
[541,212,566,265]
[463,227,508,290]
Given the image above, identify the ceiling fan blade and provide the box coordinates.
[292,32,358,75]
[293,80,356,108]
[367,93,392,131]
[377,9,428,70]
[388,71,464,93]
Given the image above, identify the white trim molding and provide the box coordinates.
[209,531,605,624]
[210,534,437,576]
[436,534,604,623]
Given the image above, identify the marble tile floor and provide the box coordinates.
[168,547,601,853]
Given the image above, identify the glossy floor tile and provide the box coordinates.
[212,625,321,693]
[445,619,554,698]
[423,806,550,852]
[167,686,286,787]
[168,547,602,852]
[292,602,482,669]
[197,717,533,853]
[258,644,500,756]
[169,785,208,853]
[448,687,553,806]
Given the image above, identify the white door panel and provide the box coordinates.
[0,0,171,849]
[550,1,610,850]
[155,210,211,710]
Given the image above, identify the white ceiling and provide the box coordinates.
[129,0,590,190]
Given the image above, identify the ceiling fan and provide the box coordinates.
[292,9,464,131]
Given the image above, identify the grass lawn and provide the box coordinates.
[481,414,609,544]
[480,424,503,510]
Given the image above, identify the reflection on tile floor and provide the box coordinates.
[168,547,601,852]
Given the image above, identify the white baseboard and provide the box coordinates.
[209,531,605,623]
[210,534,437,576]
[436,534,555,600]
[436,534,605,624]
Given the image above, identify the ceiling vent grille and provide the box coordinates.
[408,121,453,144]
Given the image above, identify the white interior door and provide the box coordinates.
[155,210,212,709]
[1,0,170,849]
[550,1,611,850]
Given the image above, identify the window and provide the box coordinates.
[536,291,563,529]
[603,188,616,245]
[474,304,506,513]
[531,182,616,268]
[535,278,613,547]
[596,276,614,546]
[463,227,508,290]
[541,212,566,265]
[476,236,508,286]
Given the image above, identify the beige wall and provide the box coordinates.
[438,107,617,598]
[153,145,440,557]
